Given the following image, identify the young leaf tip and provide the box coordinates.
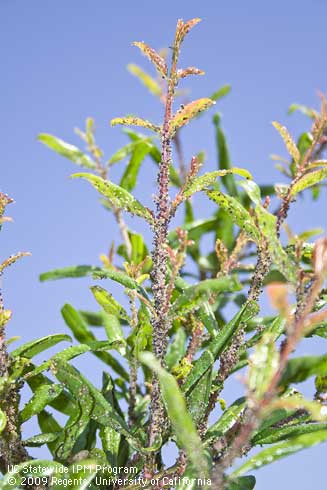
[132,41,168,78]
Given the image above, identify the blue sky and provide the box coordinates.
[1,1,327,488]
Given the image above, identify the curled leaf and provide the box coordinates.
[175,18,201,47]
[132,42,168,78]
[177,67,205,79]
[0,252,31,274]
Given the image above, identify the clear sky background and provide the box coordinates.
[1,1,327,488]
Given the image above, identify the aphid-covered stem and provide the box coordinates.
[148,39,179,450]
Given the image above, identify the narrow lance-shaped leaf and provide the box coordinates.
[170,98,215,136]
[23,433,59,448]
[252,422,327,446]
[290,168,327,197]
[183,168,252,200]
[111,115,161,134]
[210,84,231,102]
[132,41,168,78]
[20,384,63,423]
[140,352,209,478]
[279,354,327,388]
[272,121,300,165]
[127,63,162,96]
[177,67,205,79]
[232,429,327,477]
[182,301,259,395]
[213,113,238,196]
[51,360,143,449]
[227,476,256,490]
[205,398,246,446]
[40,264,144,293]
[120,140,152,191]
[61,304,129,380]
[170,276,241,317]
[165,328,187,369]
[247,333,279,402]
[72,173,154,224]
[175,18,201,47]
[38,134,96,169]
[108,135,154,165]
[238,180,297,283]
[0,252,30,274]
[207,189,260,242]
[288,103,317,119]
[0,409,7,434]
[90,285,129,321]
[11,334,72,359]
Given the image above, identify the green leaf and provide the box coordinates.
[182,301,258,395]
[23,432,59,447]
[0,409,7,434]
[210,84,231,102]
[237,179,261,206]
[187,368,212,424]
[207,190,260,242]
[170,98,216,135]
[40,264,143,292]
[111,116,160,133]
[132,41,168,78]
[25,344,91,381]
[90,285,129,321]
[183,168,252,200]
[127,63,162,96]
[248,333,279,401]
[120,140,152,191]
[20,384,63,423]
[252,422,327,445]
[11,334,71,359]
[140,352,209,478]
[124,128,182,187]
[51,360,141,448]
[37,410,62,454]
[291,168,327,196]
[108,136,153,165]
[170,277,241,317]
[72,173,154,223]
[165,328,187,369]
[61,304,129,380]
[272,121,300,165]
[227,476,256,490]
[280,354,327,388]
[38,134,96,169]
[213,113,238,196]
[205,398,246,446]
[288,103,317,119]
[239,180,296,282]
[232,429,327,477]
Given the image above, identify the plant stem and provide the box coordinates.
[148,45,179,451]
